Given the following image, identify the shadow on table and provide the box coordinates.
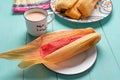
[57,63,96,80]
[99,12,113,26]
[24,64,57,80]
[55,12,112,29]
[12,12,23,15]
[23,62,96,80]
[26,33,38,43]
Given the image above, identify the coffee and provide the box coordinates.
[25,12,46,21]
[24,8,54,36]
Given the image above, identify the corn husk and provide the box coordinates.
[0,28,100,68]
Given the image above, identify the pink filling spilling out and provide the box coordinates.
[40,34,86,57]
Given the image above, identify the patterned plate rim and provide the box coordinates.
[50,0,113,23]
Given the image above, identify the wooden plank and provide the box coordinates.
[0,0,26,80]
[88,23,120,80]
[100,0,120,67]
[90,0,120,79]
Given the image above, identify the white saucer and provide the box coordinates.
[44,46,97,75]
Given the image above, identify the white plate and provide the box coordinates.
[44,46,97,75]
[50,0,112,23]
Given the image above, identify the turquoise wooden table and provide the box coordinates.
[0,0,120,80]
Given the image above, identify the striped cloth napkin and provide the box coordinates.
[12,0,50,13]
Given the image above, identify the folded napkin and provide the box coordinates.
[12,0,50,13]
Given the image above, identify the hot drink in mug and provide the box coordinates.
[24,8,54,36]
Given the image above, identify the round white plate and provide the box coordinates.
[44,46,97,75]
[50,0,112,23]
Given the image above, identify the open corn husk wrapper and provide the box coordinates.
[0,28,101,69]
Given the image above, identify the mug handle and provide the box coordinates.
[47,12,55,24]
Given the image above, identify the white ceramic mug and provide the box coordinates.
[24,8,54,36]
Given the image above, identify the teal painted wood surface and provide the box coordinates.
[0,0,120,80]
